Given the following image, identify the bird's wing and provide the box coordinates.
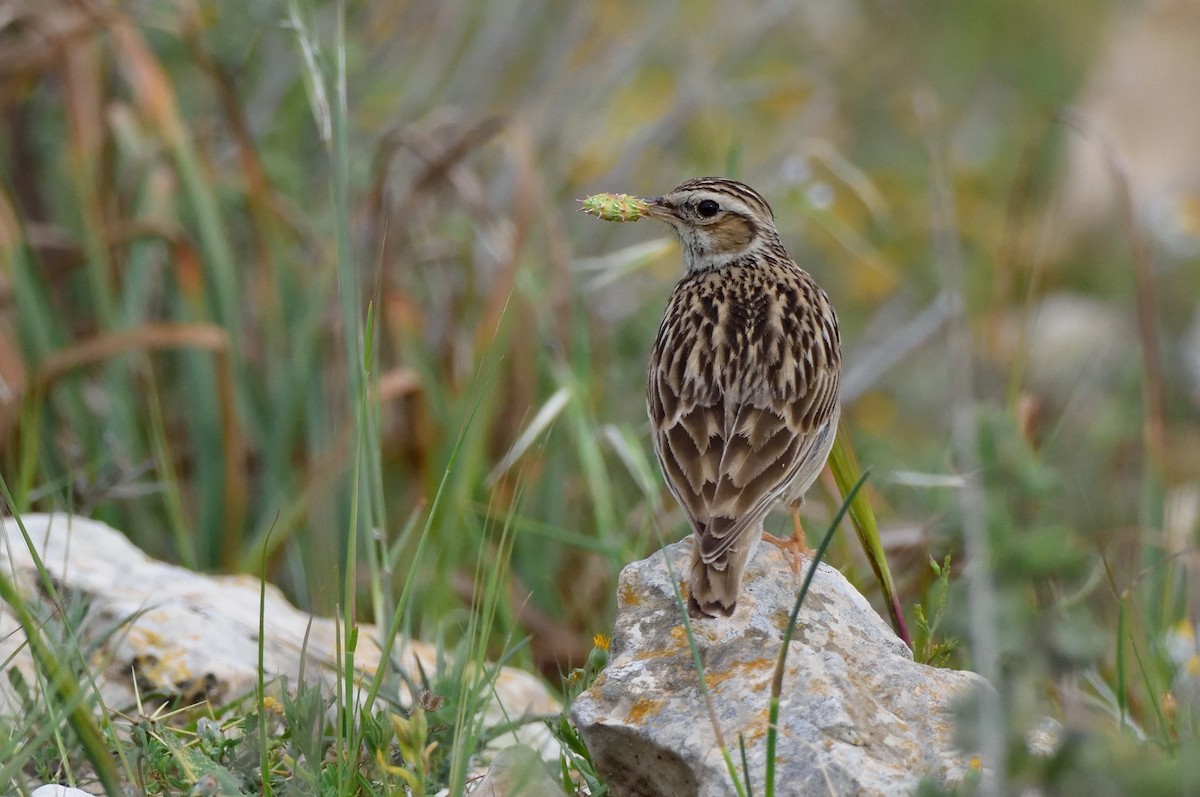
[647,371,724,534]
[696,368,840,564]
[649,354,840,564]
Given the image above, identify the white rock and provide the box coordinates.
[570,539,988,797]
[0,514,560,761]
[30,786,96,797]
[470,744,566,797]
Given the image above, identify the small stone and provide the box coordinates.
[471,744,565,797]
[31,786,96,797]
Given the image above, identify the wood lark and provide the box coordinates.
[638,178,842,619]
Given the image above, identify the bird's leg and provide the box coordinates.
[762,501,815,574]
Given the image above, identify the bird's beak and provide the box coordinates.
[640,196,677,222]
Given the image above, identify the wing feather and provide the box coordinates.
[649,264,841,569]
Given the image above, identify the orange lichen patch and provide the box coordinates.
[635,644,686,661]
[704,657,775,690]
[626,697,665,724]
[741,719,771,745]
[629,626,691,661]
[126,625,168,650]
[771,607,792,632]
[127,626,193,685]
[726,705,780,746]
[618,580,642,606]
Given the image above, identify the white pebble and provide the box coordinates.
[31,786,97,797]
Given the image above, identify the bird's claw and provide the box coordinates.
[762,532,813,574]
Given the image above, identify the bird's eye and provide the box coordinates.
[697,199,720,218]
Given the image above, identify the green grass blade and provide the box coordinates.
[828,425,911,647]
[0,497,124,796]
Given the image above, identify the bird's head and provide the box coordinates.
[641,177,782,272]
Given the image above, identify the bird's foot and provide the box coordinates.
[762,532,813,575]
[764,508,815,574]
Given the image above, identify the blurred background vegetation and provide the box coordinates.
[3,0,1200,791]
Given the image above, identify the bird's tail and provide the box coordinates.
[687,539,754,619]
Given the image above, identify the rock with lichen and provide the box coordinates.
[0,514,560,768]
[570,539,988,797]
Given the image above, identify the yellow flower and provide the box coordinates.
[592,633,611,651]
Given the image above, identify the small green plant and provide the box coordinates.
[129,715,247,795]
[377,707,437,797]
[561,633,610,704]
[913,554,958,667]
[553,634,612,795]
